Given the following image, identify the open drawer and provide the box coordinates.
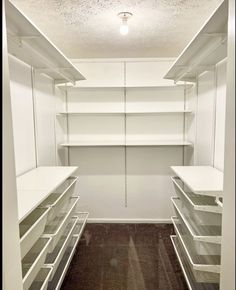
[171,218,221,283]
[46,212,89,290]
[45,216,78,277]
[172,177,222,214]
[20,207,50,259]
[170,236,219,290]
[171,197,221,244]
[43,197,79,252]
[39,177,78,221]
[28,267,53,290]
[22,237,52,290]
[171,183,222,227]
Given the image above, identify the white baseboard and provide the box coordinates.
[87,218,172,224]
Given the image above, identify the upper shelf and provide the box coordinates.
[57,110,193,115]
[6,1,85,85]
[61,140,192,147]
[16,166,78,222]
[171,166,223,197]
[56,84,192,91]
[164,1,228,83]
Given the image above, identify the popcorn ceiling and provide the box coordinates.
[11,0,222,58]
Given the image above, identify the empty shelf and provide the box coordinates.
[171,166,223,197]
[171,235,219,289]
[57,110,192,115]
[164,1,228,82]
[6,1,85,85]
[56,84,192,91]
[60,140,192,147]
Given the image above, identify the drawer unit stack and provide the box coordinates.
[17,166,89,290]
[170,166,223,290]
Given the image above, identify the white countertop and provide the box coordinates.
[171,166,223,197]
[17,166,78,221]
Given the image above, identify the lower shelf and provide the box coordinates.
[46,212,89,290]
[170,235,219,290]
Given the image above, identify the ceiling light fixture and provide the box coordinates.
[117,12,133,35]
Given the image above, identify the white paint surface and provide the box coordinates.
[195,71,216,166]
[34,72,56,166]
[220,0,235,288]
[126,61,174,86]
[73,62,124,86]
[11,0,222,58]
[214,59,227,171]
[8,55,36,176]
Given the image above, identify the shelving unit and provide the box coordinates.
[164,1,228,83]
[5,1,85,85]
[171,166,223,290]
[57,84,193,149]
[16,166,89,289]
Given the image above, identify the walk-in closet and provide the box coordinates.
[3,0,235,290]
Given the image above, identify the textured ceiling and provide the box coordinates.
[11,0,223,58]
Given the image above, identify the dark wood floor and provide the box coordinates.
[61,223,188,290]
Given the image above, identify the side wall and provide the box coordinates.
[8,55,58,176]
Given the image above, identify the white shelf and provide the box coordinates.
[56,84,192,91]
[164,1,228,83]
[6,1,85,85]
[60,140,192,147]
[57,110,193,116]
[171,166,223,197]
[17,166,78,222]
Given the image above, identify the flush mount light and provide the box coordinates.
[117,12,133,35]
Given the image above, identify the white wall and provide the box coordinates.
[8,56,57,176]
[214,59,227,171]
[220,0,235,288]
[3,5,23,288]
[9,55,36,176]
[194,60,227,170]
[33,72,56,166]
